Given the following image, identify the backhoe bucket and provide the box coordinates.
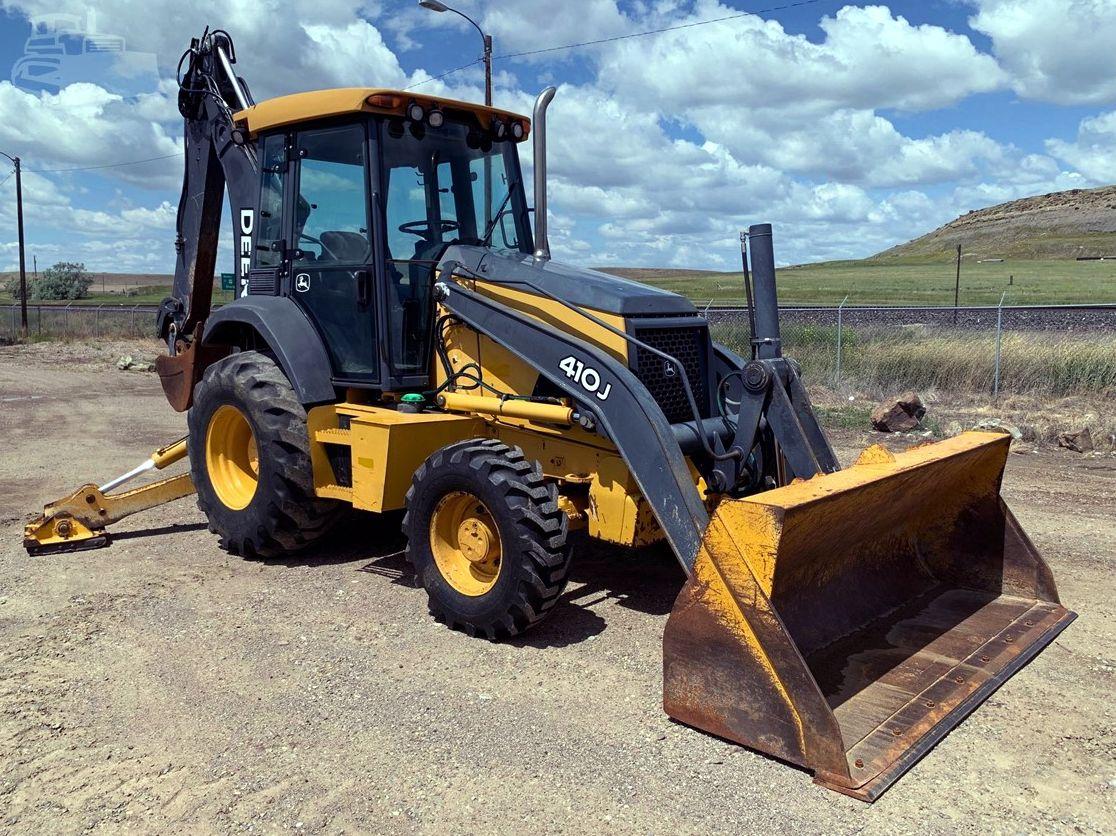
[663,431,1074,801]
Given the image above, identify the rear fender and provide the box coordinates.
[202,297,337,406]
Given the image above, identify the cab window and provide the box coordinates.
[293,124,371,266]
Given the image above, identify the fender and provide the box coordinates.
[203,296,337,406]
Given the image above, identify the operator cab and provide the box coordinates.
[239,89,534,391]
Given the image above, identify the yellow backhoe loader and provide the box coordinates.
[24,28,1074,801]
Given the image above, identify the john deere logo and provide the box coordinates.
[295,273,311,292]
[663,360,677,379]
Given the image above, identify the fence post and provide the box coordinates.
[131,304,139,336]
[835,294,849,386]
[993,291,1006,398]
[36,305,41,336]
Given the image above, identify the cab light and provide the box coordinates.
[366,93,403,110]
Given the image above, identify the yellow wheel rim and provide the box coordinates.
[430,491,502,596]
[205,404,259,510]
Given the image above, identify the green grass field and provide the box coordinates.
[3,256,1114,308]
[610,256,1116,306]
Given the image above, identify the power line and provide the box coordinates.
[495,0,828,59]
[24,153,182,174]
[406,0,829,89]
[403,57,484,91]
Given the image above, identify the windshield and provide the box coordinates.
[377,115,531,378]
[380,117,530,262]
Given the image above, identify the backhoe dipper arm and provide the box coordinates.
[157,29,259,349]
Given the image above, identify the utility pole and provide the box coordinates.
[2,151,28,337]
[953,244,962,325]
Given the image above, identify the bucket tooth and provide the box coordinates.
[663,432,1075,800]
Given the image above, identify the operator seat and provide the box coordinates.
[319,231,370,264]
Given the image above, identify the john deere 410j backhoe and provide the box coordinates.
[25,29,1074,800]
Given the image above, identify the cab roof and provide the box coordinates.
[234,88,530,138]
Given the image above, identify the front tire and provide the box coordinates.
[403,439,571,639]
[188,350,342,558]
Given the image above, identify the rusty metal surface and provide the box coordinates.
[818,601,1075,801]
[156,323,229,412]
[661,431,1076,802]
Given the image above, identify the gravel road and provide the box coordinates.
[1,340,1113,834]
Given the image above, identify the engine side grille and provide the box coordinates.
[632,325,709,424]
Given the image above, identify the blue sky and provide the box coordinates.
[0,0,1113,281]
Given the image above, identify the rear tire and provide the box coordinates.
[188,350,342,558]
[403,439,571,639]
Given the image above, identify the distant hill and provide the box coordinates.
[873,185,1116,262]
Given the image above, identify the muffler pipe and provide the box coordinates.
[532,86,557,261]
[748,223,781,359]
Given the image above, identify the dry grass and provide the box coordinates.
[712,324,1116,397]
[841,329,1116,396]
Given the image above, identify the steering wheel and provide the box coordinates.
[398,219,460,239]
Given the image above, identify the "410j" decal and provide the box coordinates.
[559,356,612,401]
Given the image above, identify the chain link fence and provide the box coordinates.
[708,303,1116,397]
[4,302,1115,396]
[0,304,157,341]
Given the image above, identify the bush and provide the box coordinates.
[31,262,92,300]
[2,274,26,300]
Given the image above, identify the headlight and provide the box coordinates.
[510,121,525,140]
[492,119,507,139]
[427,108,444,128]
[407,101,425,122]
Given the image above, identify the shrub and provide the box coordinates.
[2,274,26,300]
[31,262,92,300]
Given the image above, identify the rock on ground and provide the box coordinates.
[871,390,926,432]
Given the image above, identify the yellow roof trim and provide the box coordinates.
[234,88,529,137]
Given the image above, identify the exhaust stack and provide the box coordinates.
[747,223,782,359]
[532,86,557,261]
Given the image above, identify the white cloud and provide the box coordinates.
[969,0,1116,105]
[0,1,1109,273]
[1046,111,1116,184]
[599,3,1004,114]
[0,82,182,188]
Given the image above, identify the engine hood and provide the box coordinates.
[439,245,697,317]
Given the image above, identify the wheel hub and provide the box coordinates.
[430,491,502,596]
[205,404,259,510]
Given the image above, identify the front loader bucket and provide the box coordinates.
[663,431,1074,801]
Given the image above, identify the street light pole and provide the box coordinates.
[418,2,495,228]
[2,151,28,337]
[419,0,492,104]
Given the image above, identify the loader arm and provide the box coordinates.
[439,278,711,572]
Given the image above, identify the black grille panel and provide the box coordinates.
[247,270,277,294]
[632,325,709,423]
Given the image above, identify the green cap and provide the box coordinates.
[401,393,425,404]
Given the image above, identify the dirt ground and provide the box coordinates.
[1,340,1113,835]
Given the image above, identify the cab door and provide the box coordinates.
[289,122,378,382]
